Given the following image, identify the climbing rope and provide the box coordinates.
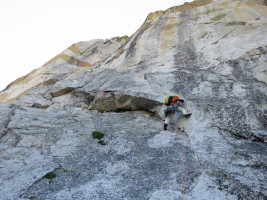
[181,142,188,200]
[175,125,189,200]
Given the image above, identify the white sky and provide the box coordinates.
[0,0,193,90]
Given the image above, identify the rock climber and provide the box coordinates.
[164,94,191,130]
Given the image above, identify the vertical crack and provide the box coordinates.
[0,104,18,141]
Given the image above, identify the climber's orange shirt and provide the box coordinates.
[169,96,180,105]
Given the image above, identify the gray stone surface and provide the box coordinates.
[0,0,267,199]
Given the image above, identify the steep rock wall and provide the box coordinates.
[0,0,267,199]
[0,37,129,104]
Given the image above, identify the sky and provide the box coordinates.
[0,0,193,90]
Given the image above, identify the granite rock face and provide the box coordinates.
[0,0,267,199]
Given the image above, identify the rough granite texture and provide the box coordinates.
[0,0,267,199]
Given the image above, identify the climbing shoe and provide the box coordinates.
[184,113,192,118]
[164,123,168,130]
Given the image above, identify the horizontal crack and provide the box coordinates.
[210,125,266,144]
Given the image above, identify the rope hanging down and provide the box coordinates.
[181,142,189,200]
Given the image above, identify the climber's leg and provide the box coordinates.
[177,107,192,118]
[164,113,172,130]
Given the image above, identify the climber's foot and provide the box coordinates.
[164,123,168,130]
[184,113,192,118]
